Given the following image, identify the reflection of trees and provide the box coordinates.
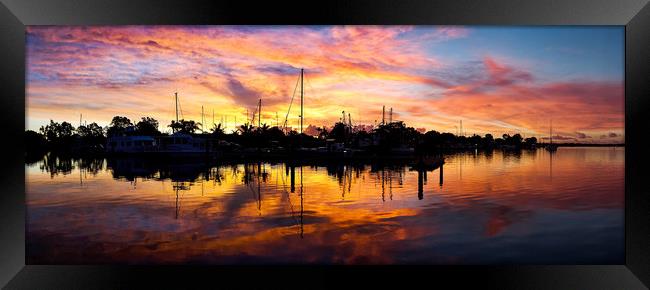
[40,154,73,177]
[38,153,104,178]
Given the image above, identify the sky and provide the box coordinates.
[26,26,624,143]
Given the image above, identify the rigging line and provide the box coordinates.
[283,73,301,132]
[177,95,185,120]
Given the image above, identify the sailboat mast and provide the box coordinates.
[550,120,553,145]
[300,68,304,135]
[348,112,352,130]
[201,105,204,133]
[174,92,179,133]
[258,98,262,128]
[175,92,179,123]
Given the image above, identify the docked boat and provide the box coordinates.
[106,92,212,155]
[106,135,156,153]
[155,132,207,154]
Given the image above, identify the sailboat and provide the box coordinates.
[155,92,208,154]
[546,120,558,152]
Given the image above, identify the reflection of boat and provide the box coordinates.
[409,156,445,171]
[106,155,211,182]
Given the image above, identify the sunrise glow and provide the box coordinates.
[26,26,624,143]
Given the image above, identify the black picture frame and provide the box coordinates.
[1,0,649,288]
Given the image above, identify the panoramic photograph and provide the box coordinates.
[25,25,624,264]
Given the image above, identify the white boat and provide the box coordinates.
[106,135,156,153]
[155,132,207,154]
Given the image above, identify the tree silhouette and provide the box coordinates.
[169,119,200,134]
[211,123,225,138]
[136,117,160,135]
[107,116,133,136]
[524,136,537,148]
[238,123,254,135]
[329,122,347,142]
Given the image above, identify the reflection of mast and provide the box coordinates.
[417,169,424,200]
[381,169,386,202]
[439,163,444,187]
[389,170,393,200]
[174,182,180,219]
[459,155,463,180]
[300,166,304,238]
[549,149,553,180]
[257,162,262,214]
[290,164,295,193]
[79,160,83,187]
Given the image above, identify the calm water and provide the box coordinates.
[26,147,624,264]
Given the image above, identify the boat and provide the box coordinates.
[106,134,156,153]
[155,132,207,154]
[106,92,214,155]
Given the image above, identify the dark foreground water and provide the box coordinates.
[26,147,624,264]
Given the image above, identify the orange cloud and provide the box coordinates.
[26,26,623,143]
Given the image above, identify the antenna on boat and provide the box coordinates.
[201,105,204,133]
[382,106,385,125]
[389,107,393,124]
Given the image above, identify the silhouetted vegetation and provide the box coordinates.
[28,114,629,159]
[169,119,200,134]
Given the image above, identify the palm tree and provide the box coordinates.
[211,123,225,137]
[256,123,270,135]
[238,123,254,135]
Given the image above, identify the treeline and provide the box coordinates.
[25,116,162,156]
[26,115,539,156]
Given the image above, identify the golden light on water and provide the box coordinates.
[26,147,624,264]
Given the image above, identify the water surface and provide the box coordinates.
[26,147,624,264]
